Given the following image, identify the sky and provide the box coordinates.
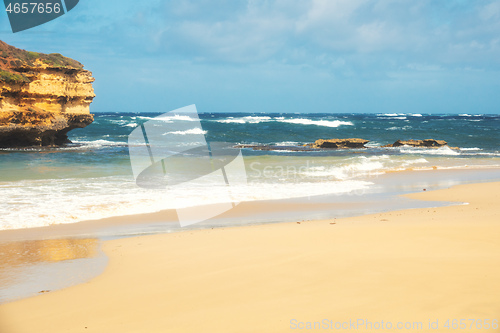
[1,0,500,114]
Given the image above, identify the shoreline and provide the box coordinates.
[2,151,499,232]
[1,180,499,332]
[1,166,499,243]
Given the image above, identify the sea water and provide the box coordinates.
[1,112,499,231]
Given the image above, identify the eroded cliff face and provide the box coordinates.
[0,65,95,114]
[0,40,95,147]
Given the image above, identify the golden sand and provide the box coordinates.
[0,182,499,332]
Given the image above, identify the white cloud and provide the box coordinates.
[296,0,368,30]
[479,1,500,21]
[22,0,500,74]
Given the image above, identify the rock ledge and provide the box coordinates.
[307,138,370,149]
[382,139,447,148]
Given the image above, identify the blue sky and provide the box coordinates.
[1,0,500,113]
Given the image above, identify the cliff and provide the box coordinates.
[0,40,95,147]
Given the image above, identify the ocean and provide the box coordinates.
[1,112,499,231]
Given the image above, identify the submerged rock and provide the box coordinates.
[0,40,95,147]
[235,138,370,151]
[234,144,318,151]
[382,139,447,148]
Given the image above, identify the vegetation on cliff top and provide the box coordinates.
[0,40,83,83]
[0,69,29,83]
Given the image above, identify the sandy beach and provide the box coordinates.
[0,181,499,332]
[2,2,500,332]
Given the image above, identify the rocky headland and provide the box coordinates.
[0,40,95,147]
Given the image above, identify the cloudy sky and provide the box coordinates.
[1,0,500,113]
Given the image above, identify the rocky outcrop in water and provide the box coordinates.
[0,40,95,147]
[236,138,459,152]
[382,139,447,148]
[235,138,370,151]
[307,138,369,149]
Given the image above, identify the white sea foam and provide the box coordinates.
[386,126,412,131]
[300,156,389,180]
[297,155,431,181]
[274,141,299,146]
[470,152,500,156]
[160,114,197,122]
[217,117,246,124]
[277,118,354,128]
[139,114,197,122]
[108,119,141,127]
[399,146,460,156]
[215,116,353,128]
[365,142,381,148]
[377,116,407,120]
[71,140,125,149]
[401,158,428,167]
[217,116,272,124]
[165,128,207,135]
[0,174,372,231]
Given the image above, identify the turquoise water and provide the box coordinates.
[0,112,499,230]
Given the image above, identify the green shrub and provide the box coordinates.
[0,70,29,83]
[27,51,39,59]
